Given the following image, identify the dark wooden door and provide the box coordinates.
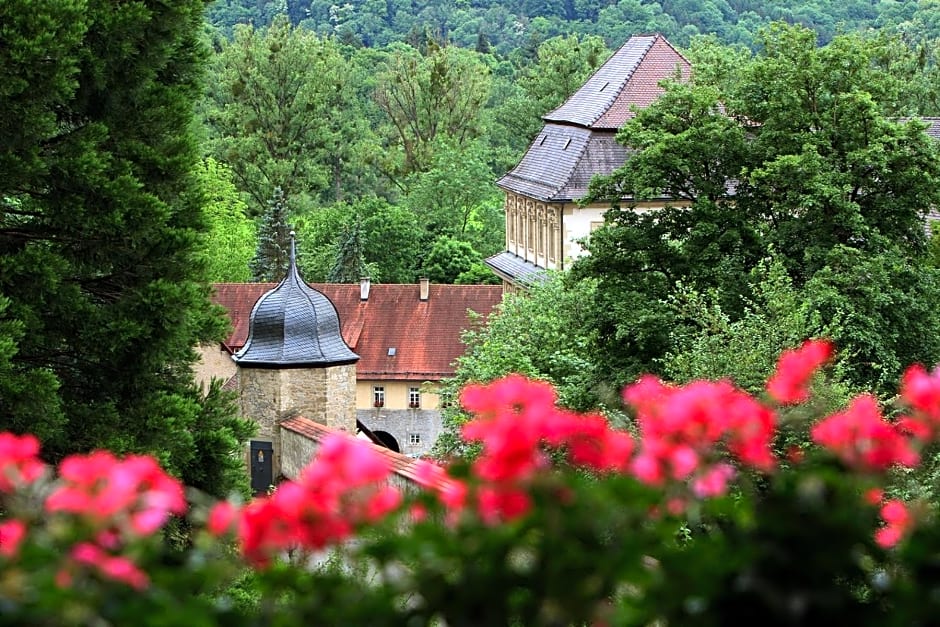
[250,440,274,496]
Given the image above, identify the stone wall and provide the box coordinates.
[358,408,442,458]
[193,343,237,391]
[280,428,319,480]
[239,364,357,478]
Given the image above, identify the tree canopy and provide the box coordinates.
[574,23,940,395]
[0,0,252,496]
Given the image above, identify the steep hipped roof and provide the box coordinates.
[497,34,689,203]
[232,239,359,368]
[544,34,689,130]
[495,124,630,202]
[215,283,502,381]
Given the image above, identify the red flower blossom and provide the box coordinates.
[235,434,399,567]
[899,364,940,440]
[0,432,46,493]
[0,519,27,558]
[811,395,918,471]
[207,501,240,537]
[68,541,149,590]
[766,339,834,405]
[477,485,532,524]
[622,376,777,495]
[875,499,912,548]
[45,451,186,537]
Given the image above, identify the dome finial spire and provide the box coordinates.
[289,229,297,270]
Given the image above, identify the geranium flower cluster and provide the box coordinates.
[4,337,940,593]
[457,375,635,523]
[208,434,401,567]
[0,447,186,589]
[46,451,186,589]
[623,376,775,499]
[0,432,45,493]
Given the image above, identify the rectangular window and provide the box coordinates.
[408,387,421,408]
[372,386,385,407]
[409,433,421,445]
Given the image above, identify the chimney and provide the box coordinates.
[419,277,429,301]
[360,277,370,301]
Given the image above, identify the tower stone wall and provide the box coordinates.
[238,363,357,478]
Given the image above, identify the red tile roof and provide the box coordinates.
[280,416,452,489]
[212,283,502,381]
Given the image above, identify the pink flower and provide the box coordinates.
[766,339,834,404]
[622,376,778,492]
[235,433,399,567]
[899,364,940,441]
[875,499,912,548]
[0,432,46,493]
[691,463,736,498]
[0,519,27,558]
[69,542,149,590]
[477,485,532,524]
[812,395,919,471]
[46,451,185,537]
[207,501,240,537]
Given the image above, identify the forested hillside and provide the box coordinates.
[207,0,940,51]
[197,1,940,289]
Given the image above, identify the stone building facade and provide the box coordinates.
[198,280,502,459]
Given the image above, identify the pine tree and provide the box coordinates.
[328,218,369,283]
[0,0,251,496]
[249,187,292,282]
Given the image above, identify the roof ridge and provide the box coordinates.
[587,35,659,127]
[543,34,657,128]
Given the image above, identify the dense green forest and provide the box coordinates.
[206,0,940,52]
[198,0,940,288]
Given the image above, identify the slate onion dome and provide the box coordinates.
[233,232,359,368]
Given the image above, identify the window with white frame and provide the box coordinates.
[372,386,385,407]
[408,386,421,408]
[409,433,421,445]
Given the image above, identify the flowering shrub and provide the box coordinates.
[4,340,940,624]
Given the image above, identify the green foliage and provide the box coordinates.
[249,187,292,282]
[421,236,479,285]
[577,23,940,394]
[205,17,375,214]
[196,159,256,282]
[0,0,249,496]
[375,43,492,182]
[203,0,940,54]
[435,275,604,458]
[403,138,505,255]
[327,217,370,283]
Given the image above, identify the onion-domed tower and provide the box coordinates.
[234,233,359,485]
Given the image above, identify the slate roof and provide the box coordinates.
[484,252,548,286]
[280,416,455,487]
[496,125,631,202]
[544,34,690,130]
[214,283,502,381]
[497,34,690,203]
[232,240,359,368]
[920,117,940,140]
